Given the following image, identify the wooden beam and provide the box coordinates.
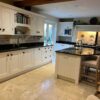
[14,0,75,6]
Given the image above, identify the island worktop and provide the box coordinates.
[56,47,100,56]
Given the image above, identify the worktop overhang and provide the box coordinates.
[56,47,100,56]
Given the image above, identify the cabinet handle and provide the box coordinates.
[37,31,40,33]
[2,29,5,32]
[7,54,9,56]
[0,28,1,31]
[23,52,25,54]
[11,54,13,56]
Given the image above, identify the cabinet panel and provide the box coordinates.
[7,51,20,73]
[56,53,81,84]
[1,7,14,35]
[31,15,44,36]
[0,53,9,77]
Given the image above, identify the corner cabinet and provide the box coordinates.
[31,14,45,36]
[0,6,15,35]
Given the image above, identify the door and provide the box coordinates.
[8,51,20,73]
[2,7,14,35]
[31,15,44,36]
[21,50,33,69]
[0,53,9,77]
[37,16,44,36]
[34,48,42,66]
[0,6,2,34]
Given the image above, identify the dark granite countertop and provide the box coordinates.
[56,41,100,50]
[56,47,100,56]
[0,42,53,53]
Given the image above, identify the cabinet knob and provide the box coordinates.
[37,31,40,33]
[23,52,25,54]
[11,54,13,56]
[2,29,5,32]
[7,54,9,56]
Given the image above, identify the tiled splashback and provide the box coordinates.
[77,31,96,45]
[0,35,44,44]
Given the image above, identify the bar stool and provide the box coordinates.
[81,55,100,86]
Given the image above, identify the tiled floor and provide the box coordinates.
[0,63,95,100]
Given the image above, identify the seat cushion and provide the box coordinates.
[82,60,98,68]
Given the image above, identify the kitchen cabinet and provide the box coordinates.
[0,53,9,78]
[0,46,53,82]
[56,53,81,84]
[31,14,45,36]
[7,51,20,74]
[20,49,33,70]
[0,6,15,35]
[41,46,53,63]
[58,22,73,36]
[34,47,42,66]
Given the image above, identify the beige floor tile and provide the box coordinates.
[0,63,95,100]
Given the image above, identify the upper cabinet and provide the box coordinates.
[58,22,73,37]
[0,6,15,35]
[31,14,45,36]
[0,2,45,36]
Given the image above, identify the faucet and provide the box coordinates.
[76,40,83,49]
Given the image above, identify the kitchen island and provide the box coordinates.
[55,47,100,84]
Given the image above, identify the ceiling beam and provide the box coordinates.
[14,0,75,7]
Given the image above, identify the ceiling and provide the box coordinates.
[33,0,100,18]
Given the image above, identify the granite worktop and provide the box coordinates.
[56,47,100,56]
[0,42,53,53]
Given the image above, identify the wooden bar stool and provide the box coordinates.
[81,55,100,86]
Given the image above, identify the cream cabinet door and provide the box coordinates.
[31,15,37,35]
[7,51,20,74]
[31,14,44,36]
[34,48,42,66]
[0,6,2,34]
[56,53,81,83]
[2,6,15,35]
[21,50,33,69]
[0,53,9,77]
[37,16,44,36]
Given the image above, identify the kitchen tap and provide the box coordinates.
[76,40,83,49]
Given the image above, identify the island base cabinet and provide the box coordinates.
[56,53,81,84]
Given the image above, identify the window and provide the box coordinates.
[44,22,55,46]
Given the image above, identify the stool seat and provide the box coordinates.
[82,60,98,68]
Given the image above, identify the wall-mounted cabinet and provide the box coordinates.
[58,22,73,37]
[31,14,45,36]
[0,6,15,35]
[0,2,45,36]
